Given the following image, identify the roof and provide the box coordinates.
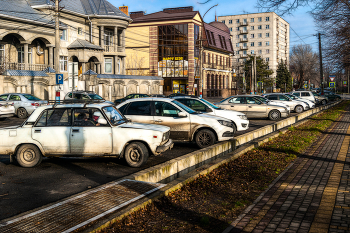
[27,0,130,19]
[0,0,54,25]
[97,74,163,80]
[4,70,49,77]
[209,21,230,33]
[83,69,98,75]
[131,10,199,23]
[203,22,234,53]
[67,39,104,50]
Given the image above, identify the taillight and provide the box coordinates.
[31,102,40,107]
[0,104,3,107]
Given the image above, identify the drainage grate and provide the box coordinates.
[0,179,165,233]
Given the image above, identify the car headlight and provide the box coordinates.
[218,120,234,128]
[238,115,247,120]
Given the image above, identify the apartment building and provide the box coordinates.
[218,12,289,88]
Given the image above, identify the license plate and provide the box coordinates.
[4,105,8,108]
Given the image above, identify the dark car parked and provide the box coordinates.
[114,94,150,105]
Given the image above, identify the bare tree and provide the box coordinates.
[290,44,319,88]
[125,53,147,76]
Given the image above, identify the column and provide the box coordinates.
[124,85,127,96]
[114,56,118,74]
[48,46,54,68]
[114,26,118,52]
[16,86,21,93]
[100,26,104,46]
[96,63,101,74]
[99,84,103,96]
[136,85,140,93]
[122,28,125,48]
[109,85,112,101]
[23,43,29,70]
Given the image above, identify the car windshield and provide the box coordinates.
[286,94,297,100]
[23,94,41,101]
[255,96,268,103]
[200,99,220,109]
[102,106,126,125]
[89,94,103,100]
[219,96,232,103]
[172,100,197,114]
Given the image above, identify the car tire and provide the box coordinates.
[321,99,327,105]
[295,105,304,113]
[195,129,216,148]
[0,118,6,121]
[16,144,42,168]
[336,97,341,101]
[268,110,280,121]
[232,123,237,135]
[124,142,149,168]
[17,108,28,119]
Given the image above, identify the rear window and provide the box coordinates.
[88,94,103,100]
[23,94,41,101]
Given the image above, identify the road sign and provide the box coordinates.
[330,75,335,82]
[329,82,335,88]
[304,84,308,88]
[343,81,347,85]
[258,81,263,86]
[56,74,63,85]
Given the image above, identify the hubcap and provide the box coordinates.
[271,111,279,119]
[23,149,35,162]
[129,148,141,162]
[198,132,211,146]
[19,109,25,117]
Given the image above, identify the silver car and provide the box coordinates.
[262,93,309,113]
[0,99,15,120]
[215,95,290,120]
[0,93,48,119]
[284,93,315,108]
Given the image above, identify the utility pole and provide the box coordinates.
[317,33,324,95]
[54,0,60,74]
[254,55,256,94]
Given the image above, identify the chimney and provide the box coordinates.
[163,6,193,13]
[119,6,129,16]
[130,11,145,19]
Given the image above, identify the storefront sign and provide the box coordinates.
[163,57,183,61]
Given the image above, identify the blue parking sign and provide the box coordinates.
[329,82,335,88]
[56,74,63,85]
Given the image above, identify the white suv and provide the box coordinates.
[171,96,249,134]
[0,103,173,168]
[262,93,309,113]
[290,91,316,103]
[117,98,236,148]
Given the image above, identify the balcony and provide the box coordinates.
[239,29,248,34]
[240,21,248,26]
[240,46,248,50]
[117,46,125,53]
[0,63,52,71]
[240,54,248,58]
[240,38,248,42]
[104,45,115,53]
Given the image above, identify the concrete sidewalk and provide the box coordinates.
[225,107,350,232]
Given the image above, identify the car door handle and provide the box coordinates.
[249,106,253,108]
[154,120,162,123]
[230,105,234,107]
[34,129,41,133]
[72,129,79,132]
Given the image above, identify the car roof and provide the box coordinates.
[118,97,174,105]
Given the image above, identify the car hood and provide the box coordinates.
[118,122,170,133]
[213,109,246,119]
[191,112,232,122]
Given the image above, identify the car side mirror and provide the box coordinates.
[205,108,213,112]
[98,118,108,125]
[178,112,187,118]
[127,118,132,122]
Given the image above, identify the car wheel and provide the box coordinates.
[336,97,341,101]
[124,142,149,168]
[268,110,280,121]
[195,129,216,148]
[295,105,304,113]
[16,144,42,168]
[232,123,237,135]
[0,117,6,121]
[321,99,327,105]
[17,108,28,119]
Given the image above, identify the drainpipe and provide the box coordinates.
[88,16,92,43]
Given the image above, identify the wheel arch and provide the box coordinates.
[120,140,152,158]
[191,126,218,142]
[14,142,45,157]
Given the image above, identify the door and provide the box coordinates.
[180,84,186,94]
[70,108,112,155]
[9,94,22,112]
[222,97,247,113]
[245,96,267,118]
[153,101,191,140]
[122,101,154,124]
[32,108,72,154]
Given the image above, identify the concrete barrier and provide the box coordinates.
[130,101,340,184]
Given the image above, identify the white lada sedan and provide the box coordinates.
[0,103,173,168]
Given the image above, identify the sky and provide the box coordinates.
[110,0,320,52]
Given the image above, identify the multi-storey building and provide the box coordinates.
[218,12,289,89]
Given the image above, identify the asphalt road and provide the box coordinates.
[0,112,299,221]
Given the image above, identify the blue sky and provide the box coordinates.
[111,0,320,52]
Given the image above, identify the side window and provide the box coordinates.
[124,101,151,115]
[229,97,245,104]
[301,92,310,96]
[190,100,207,111]
[267,95,278,100]
[82,95,90,100]
[118,103,129,114]
[155,101,181,117]
[0,95,8,100]
[246,97,257,104]
[9,95,21,101]
[293,92,300,97]
[73,108,108,127]
[36,109,71,127]
[68,93,72,98]
[279,95,289,101]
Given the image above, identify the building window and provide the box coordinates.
[266,49,270,54]
[266,41,270,46]
[258,50,262,54]
[236,35,239,39]
[243,19,247,23]
[251,42,255,46]
[236,27,239,31]
[267,66,270,69]
[236,19,240,23]
[117,58,121,74]
[0,44,4,63]
[250,18,254,22]
[258,25,262,29]
[222,20,225,24]
[235,43,239,48]
[78,27,83,35]
[250,34,254,38]
[59,56,68,72]
[105,58,113,73]
[258,42,262,46]
[266,33,270,38]
[208,53,211,64]
[250,26,254,30]
[243,50,247,55]
[229,20,232,24]
[266,17,270,21]
[104,29,114,46]
[17,46,32,63]
[206,30,212,45]
[251,50,254,54]
[266,57,270,62]
[258,17,262,22]
[61,29,67,41]
[236,50,240,55]
[230,27,233,32]
[258,33,262,38]
[266,25,270,29]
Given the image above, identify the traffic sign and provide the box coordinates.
[56,74,63,85]
[258,81,263,86]
[330,75,335,82]
[304,84,308,88]
[329,82,335,88]
[343,81,347,85]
